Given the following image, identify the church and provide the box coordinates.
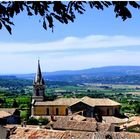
[31,61,121,117]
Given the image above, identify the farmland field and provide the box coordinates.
[0,77,139,119]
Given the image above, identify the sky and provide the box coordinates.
[1,3,140,74]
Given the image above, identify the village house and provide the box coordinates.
[31,60,121,118]
[0,108,20,124]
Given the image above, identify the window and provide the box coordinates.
[36,89,39,96]
[65,108,68,115]
[56,108,59,115]
[46,108,49,115]
[107,109,109,115]
[115,108,118,114]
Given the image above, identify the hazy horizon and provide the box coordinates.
[1,65,140,75]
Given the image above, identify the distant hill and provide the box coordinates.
[2,66,140,84]
[46,66,140,76]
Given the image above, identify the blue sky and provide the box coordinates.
[1,4,140,74]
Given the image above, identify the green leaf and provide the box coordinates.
[52,13,64,23]
[43,20,47,30]
[0,22,2,29]
[129,1,140,8]
[46,15,53,28]
[2,18,14,25]
[5,24,12,34]
[28,11,33,16]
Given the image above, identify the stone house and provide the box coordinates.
[32,96,120,117]
[0,108,20,124]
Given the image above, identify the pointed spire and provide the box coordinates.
[34,60,45,85]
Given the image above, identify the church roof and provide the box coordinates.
[34,96,120,107]
[79,96,120,107]
[34,60,45,85]
[35,98,79,106]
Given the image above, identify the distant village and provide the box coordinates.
[0,60,140,139]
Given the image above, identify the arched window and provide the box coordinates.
[36,89,39,96]
[65,108,68,115]
[107,109,110,115]
[46,108,49,115]
[56,108,59,115]
[115,108,118,115]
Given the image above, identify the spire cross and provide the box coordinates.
[38,56,40,61]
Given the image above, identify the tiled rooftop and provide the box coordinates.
[0,108,17,119]
[35,98,79,106]
[9,127,140,139]
[102,116,127,124]
[93,132,140,139]
[81,96,120,106]
[35,96,120,107]
[0,111,12,118]
[46,116,111,132]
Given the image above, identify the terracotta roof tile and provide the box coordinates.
[81,96,120,106]
[0,111,12,118]
[93,132,140,139]
[35,96,120,107]
[35,98,79,106]
[103,116,127,124]
[62,131,93,139]
[10,128,65,139]
[9,127,140,139]
[72,114,86,121]
[0,108,16,115]
[46,116,111,132]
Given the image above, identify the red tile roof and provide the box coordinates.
[9,127,140,139]
[46,116,111,132]
[35,96,120,107]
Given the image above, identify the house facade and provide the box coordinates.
[32,96,120,117]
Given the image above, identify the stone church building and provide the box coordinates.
[31,61,121,117]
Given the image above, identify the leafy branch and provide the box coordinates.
[0,1,140,34]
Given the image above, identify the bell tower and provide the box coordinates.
[32,60,45,101]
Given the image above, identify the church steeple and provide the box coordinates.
[34,60,45,85]
[33,60,45,101]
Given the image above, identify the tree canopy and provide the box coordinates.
[0,1,140,34]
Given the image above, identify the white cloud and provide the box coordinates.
[45,51,140,71]
[0,35,140,73]
[0,35,140,54]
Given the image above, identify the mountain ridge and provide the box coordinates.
[7,65,140,78]
[1,66,140,84]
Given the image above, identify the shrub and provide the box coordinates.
[38,117,49,125]
[26,117,49,125]
[134,103,140,114]
[20,110,28,120]
[12,99,19,108]
[120,106,129,112]
[27,117,39,125]
[19,104,29,109]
